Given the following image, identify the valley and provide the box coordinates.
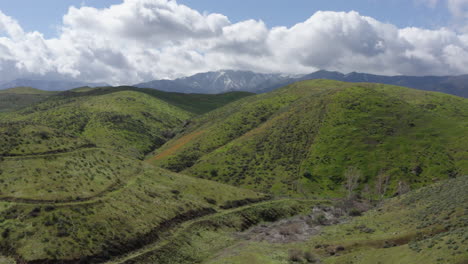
[0,80,466,264]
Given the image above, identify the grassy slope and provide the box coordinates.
[2,90,192,159]
[1,86,252,158]
[63,86,255,114]
[0,161,265,262]
[150,80,468,197]
[0,148,139,201]
[107,199,324,264]
[0,87,57,112]
[204,175,468,264]
[0,86,266,263]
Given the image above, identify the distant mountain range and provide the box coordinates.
[1,70,467,97]
[135,70,296,94]
[0,79,108,91]
[135,70,468,97]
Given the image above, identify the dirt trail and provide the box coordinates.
[0,181,121,205]
[0,144,97,158]
[0,167,142,206]
[104,199,301,264]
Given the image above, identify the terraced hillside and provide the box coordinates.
[150,80,468,197]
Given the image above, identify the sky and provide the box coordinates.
[0,0,467,85]
[0,0,454,38]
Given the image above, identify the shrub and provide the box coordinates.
[204,197,217,205]
[304,250,318,263]
[315,214,327,225]
[288,249,303,262]
[348,208,362,216]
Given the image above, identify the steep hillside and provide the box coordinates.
[2,90,192,158]
[150,80,468,197]
[0,85,270,263]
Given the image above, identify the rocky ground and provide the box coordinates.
[237,205,349,243]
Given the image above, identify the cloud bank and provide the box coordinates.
[0,0,467,85]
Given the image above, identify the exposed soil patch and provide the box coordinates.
[147,130,205,162]
[237,205,348,243]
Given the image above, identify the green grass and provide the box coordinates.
[0,84,261,262]
[150,80,468,197]
[204,175,468,264]
[0,161,265,262]
[64,86,255,114]
[0,87,57,112]
[2,90,193,158]
[1,86,253,158]
[107,199,323,264]
[0,123,90,156]
[0,148,139,201]
[0,80,466,263]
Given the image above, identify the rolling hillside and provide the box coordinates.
[0,87,57,112]
[2,90,192,159]
[62,86,255,115]
[150,80,468,197]
[0,80,466,263]
[0,157,266,263]
[1,87,252,159]
[0,86,266,263]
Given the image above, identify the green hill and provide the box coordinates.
[0,85,270,263]
[0,80,466,263]
[150,80,468,197]
[0,87,57,112]
[2,90,193,158]
[62,86,255,114]
[0,87,55,95]
[1,86,252,158]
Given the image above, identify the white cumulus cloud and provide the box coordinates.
[0,0,467,86]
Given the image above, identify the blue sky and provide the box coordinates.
[0,0,452,38]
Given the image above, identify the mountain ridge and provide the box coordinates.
[3,70,467,98]
[135,69,468,97]
[135,70,295,94]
